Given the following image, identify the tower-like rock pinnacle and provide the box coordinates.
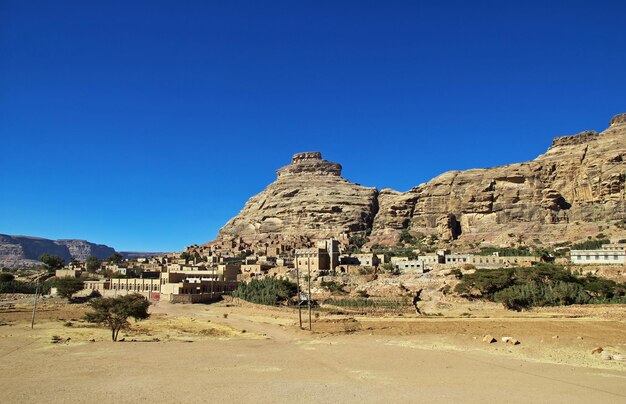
[218,152,379,241]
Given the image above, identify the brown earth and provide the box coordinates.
[0,297,625,403]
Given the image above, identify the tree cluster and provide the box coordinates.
[232,278,297,306]
[454,264,626,310]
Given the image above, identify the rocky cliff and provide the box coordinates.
[218,113,626,247]
[0,235,116,268]
[371,113,626,245]
[218,152,379,242]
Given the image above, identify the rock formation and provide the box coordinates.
[370,113,626,244]
[217,113,626,248]
[0,234,116,268]
[218,152,379,242]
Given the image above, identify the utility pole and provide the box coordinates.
[307,256,312,331]
[296,254,302,329]
[31,279,40,329]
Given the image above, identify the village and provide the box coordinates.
[51,235,626,304]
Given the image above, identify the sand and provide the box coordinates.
[1,297,625,403]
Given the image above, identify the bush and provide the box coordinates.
[570,239,610,250]
[455,264,626,310]
[0,281,49,294]
[494,282,590,310]
[232,278,297,306]
[320,280,346,295]
[454,267,515,298]
[84,294,150,341]
[55,277,85,301]
[399,229,414,244]
[0,273,15,283]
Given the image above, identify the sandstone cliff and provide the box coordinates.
[217,113,626,248]
[0,234,116,268]
[218,152,379,242]
[371,113,626,245]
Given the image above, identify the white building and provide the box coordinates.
[394,260,425,273]
[570,249,626,265]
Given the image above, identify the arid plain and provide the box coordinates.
[1,297,625,403]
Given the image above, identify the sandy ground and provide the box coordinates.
[1,297,625,403]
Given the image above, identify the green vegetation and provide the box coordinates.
[320,280,346,294]
[570,239,610,250]
[455,264,626,311]
[84,294,150,341]
[54,277,85,301]
[232,278,298,306]
[476,247,533,256]
[107,252,124,264]
[39,254,65,272]
[399,228,414,244]
[371,246,418,260]
[324,297,410,311]
[0,273,15,283]
[85,256,102,272]
[0,280,50,294]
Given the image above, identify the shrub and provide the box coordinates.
[320,280,346,295]
[0,281,49,294]
[399,229,414,244]
[55,277,85,301]
[456,264,626,310]
[454,267,515,298]
[0,273,15,283]
[232,278,297,306]
[494,282,590,311]
[570,239,610,250]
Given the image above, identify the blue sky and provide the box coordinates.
[1,1,625,252]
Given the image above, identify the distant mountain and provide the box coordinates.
[0,234,116,269]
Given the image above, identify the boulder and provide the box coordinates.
[502,336,520,345]
[483,335,496,343]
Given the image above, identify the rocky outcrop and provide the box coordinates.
[0,234,116,268]
[370,113,626,244]
[216,113,626,248]
[218,152,379,242]
[551,130,598,147]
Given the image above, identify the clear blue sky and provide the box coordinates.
[1,1,625,252]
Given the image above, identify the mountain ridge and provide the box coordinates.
[215,113,626,248]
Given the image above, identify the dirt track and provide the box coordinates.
[0,298,625,403]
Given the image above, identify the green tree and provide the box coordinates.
[40,254,65,272]
[180,252,192,261]
[55,277,85,301]
[84,294,150,341]
[232,278,297,306]
[107,252,124,264]
[0,273,15,283]
[85,256,102,272]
